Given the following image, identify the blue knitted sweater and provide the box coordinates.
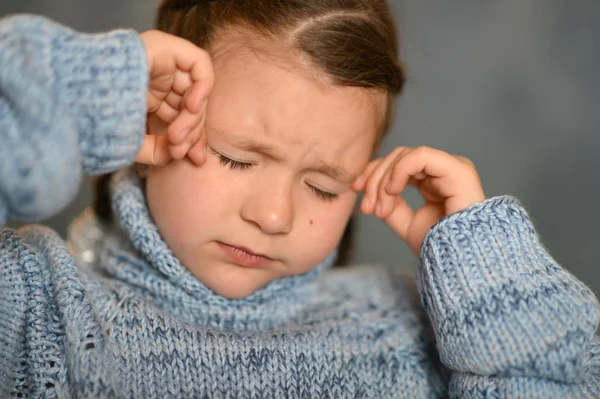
[1,15,600,398]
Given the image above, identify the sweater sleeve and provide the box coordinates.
[417,196,600,398]
[0,14,148,228]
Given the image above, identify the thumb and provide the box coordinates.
[383,195,415,242]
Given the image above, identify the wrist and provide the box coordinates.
[51,26,149,174]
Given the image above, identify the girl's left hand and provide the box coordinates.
[352,146,486,255]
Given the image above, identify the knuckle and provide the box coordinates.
[457,155,475,167]
[392,146,408,155]
[415,145,433,156]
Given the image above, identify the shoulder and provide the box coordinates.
[0,223,87,313]
[0,224,105,395]
[2,224,73,267]
[0,223,101,328]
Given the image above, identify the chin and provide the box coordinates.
[193,267,272,300]
[210,282,265,300]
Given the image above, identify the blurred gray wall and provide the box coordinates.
[4,1,600,297]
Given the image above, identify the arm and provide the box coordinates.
[0,14,148,228]
[353,146,600,397]
[0,15,212,396]
[0,15,147,395]
[419,196,600,398]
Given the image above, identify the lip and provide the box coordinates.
[217,242,274,267]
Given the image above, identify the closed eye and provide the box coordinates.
[211,149,252,170]
[306,184,338,202]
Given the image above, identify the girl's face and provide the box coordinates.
[146,44,385,299]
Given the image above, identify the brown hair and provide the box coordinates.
[94,0,406,266]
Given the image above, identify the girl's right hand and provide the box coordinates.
[135,30,214,166]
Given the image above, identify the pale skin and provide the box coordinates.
[137,30,486,299]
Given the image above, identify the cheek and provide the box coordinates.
[288,193,356,273]
[310,198,355,239]
[146,161,240,245]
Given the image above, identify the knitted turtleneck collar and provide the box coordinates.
[92,168,336,331]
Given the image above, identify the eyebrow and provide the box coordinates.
[313,162,353,183]
[206,126,354,183]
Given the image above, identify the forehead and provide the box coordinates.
[207,41,386,165]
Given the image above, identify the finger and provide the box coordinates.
[359,159,387,214]
[378,150,418,217]
[187,130,208,166]
[153,101,180,126]
[142,31,214,111]
[363,156,394,214]
[386,146,457,194]
[147,71,190,115]
[169,141,192,161]
[176,48,214,113]
[408,176,445,204]
[167,106,204,145]
[377,164,429,219]
[164,90,184,113]
[135,134,171,166]
[393,202,445,254]
[363,147,410,215]
[378,160,405,218]
[171,69,193,96]
[454,155,475,167]
[168,121,201,160]
[383,195,414,241]
[169,99,207,159]
[352,158,382,192]
[173,112,206,163]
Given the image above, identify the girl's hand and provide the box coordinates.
[352,146,486,255]
[135,30,214,166]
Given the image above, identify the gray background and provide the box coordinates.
[4,1,600,296]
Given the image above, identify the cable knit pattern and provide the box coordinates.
[1,14,600,398]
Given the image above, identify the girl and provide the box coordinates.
[1,0,599,397]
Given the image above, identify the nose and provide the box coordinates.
[240,180,294,235]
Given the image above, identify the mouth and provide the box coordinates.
[217,242,275,267]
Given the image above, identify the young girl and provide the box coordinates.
[1,0,599,397]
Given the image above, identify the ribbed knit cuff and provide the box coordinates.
[51,26,148,175]
[418,196,600,382]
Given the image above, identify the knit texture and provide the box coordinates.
[419,199,600,397]
[1,167,447,398]
[1,14,600,398]
[0,14,146,226]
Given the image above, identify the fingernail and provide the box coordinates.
[387,182,393,192]
[181,129,191,139]
[363,198,370,211]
